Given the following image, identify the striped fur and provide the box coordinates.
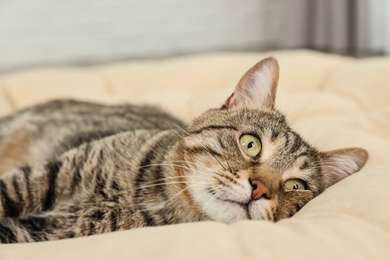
[0,58,368,243]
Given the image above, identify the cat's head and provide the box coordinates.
[180,57,368,223]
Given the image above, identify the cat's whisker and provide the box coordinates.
[171,160,226,178]
[186,163,242,190]
[136,175,204,183]
[169,124,186,137]
[171,160,213,171]
[136,180,208,190]
[165,161,232,184]
[184,164,236,192]
[130,163,213,181]
[225,159,233,174]
[169,123,190,138]
[163,183,205,205]
[278,92,288,113]
[136,179,210,211]
[188,162,243,190]
[283,104,316,124]
[171,159,240,186]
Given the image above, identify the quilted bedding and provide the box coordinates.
[0,50,389,259]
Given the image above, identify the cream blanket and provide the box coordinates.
[0,50,389,259]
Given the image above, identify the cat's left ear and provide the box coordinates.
[224,57,279,110]
[320,147,369,188]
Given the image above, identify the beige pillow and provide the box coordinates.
[0,51,389,259]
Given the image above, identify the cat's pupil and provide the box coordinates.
[293,184,299,189]
[247,142,254,149]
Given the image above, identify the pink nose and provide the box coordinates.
[250,179,271,200]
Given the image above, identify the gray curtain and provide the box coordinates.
[279,0,388,56]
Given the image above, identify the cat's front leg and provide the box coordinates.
[0,211,78,243]
[0,142,104,218]
[0,162,62,218]
[0,200,134,243]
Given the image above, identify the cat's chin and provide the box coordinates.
[247,199,274,221]
[202,198,250,224]
[202,198,274,224]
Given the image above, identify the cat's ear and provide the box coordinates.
[224,57,279,110]
[320,148,369,188]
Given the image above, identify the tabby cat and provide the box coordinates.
[0,58,368,243]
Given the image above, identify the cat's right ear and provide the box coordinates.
[320,147,369,188]
[224,57,279,110]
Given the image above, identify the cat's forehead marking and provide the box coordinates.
[259,128,286,163]
[281,156,313,181]
[188,124,237,135]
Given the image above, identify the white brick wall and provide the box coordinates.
[0,0,281,71]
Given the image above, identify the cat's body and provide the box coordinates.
[0,58,368,243]
[0,100,185,174]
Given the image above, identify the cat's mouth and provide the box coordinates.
[239,203,251,219]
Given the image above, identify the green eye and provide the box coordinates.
[284,179,306,191]
[239,134,262,158]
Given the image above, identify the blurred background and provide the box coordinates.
[0,0,389,72]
